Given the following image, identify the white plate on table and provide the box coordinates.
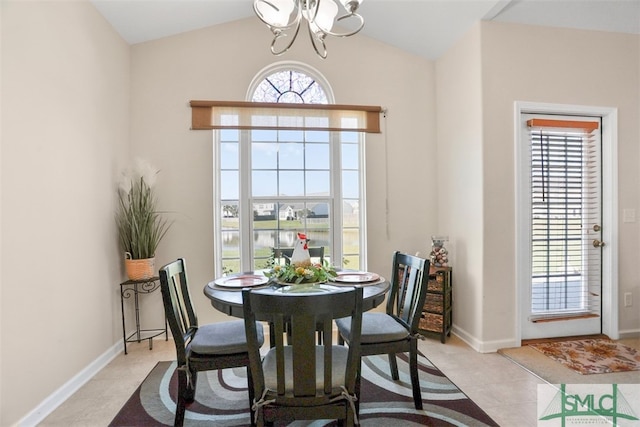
[331,271,380,284]
[213,274,269,288]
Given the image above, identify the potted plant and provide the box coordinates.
[116,159,172,280]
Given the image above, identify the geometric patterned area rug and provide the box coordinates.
[109,353,498,426]
[530,339,640,375]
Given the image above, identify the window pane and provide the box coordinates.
[279,143,304,169]
[306,171,330,195]
[341,131,358,143]
[220,142,238,169]
[279,171,304,196]
[342,144,359,169]
[343,228,360,269]
[307,202,329,221]
[279,130,304,141]
[306,130,329,142]
[221,202,239,225]
[220,171,239,199]
[220,129,239,141]
[252,142,278,169]
[221,230,240,274]
[252,171,277,197]
[306,143,330,169]
[253,228,276,269]
[342,171,359,198]
[343,200,359,227]
[252,129,277,142]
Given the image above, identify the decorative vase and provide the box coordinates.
[124,252,156,280]
[430,236,449,267]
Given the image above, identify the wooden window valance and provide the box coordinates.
[526,118,599,132]
[190,100,382,133]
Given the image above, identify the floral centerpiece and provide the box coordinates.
[265,233,337,284]
[265,261,337,284]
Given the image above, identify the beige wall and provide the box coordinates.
[129,17,437,325]
[435,23,486,345]
[1,1,130,425]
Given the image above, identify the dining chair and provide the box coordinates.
[336,251,430,410]
[242,285,363,426]
[159,258,264,426]
[272,246,325,265]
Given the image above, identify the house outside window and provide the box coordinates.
[214,64,366,275]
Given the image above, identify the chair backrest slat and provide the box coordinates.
[159,258,198,364]
[386,251,430,333]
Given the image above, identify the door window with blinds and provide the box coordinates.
[525,115,602,323]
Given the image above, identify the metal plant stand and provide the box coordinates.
[120,277,167,354]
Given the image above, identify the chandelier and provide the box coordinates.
[253,0,365,59]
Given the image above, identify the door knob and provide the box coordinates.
[593,239,606,248]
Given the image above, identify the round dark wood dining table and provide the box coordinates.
[203,271,390,318]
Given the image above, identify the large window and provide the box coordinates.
[215,66,366,275]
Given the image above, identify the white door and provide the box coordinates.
[518,112,605,340]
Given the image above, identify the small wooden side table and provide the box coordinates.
[119,277,168,354]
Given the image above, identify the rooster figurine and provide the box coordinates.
[290,232,312,267]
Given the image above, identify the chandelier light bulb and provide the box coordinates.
[255,0,296,28]
[313,0,338,33]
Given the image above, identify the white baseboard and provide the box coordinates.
[618,328,640,339]
[18,340,124,427]
[451,325,519,353]
[452,325,640,354]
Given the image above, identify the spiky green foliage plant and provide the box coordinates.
[116,166,171,259]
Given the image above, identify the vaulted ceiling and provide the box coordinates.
[91,0,640,60]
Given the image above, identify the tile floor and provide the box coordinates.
[38,334,547,427]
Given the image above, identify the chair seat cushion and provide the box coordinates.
[191,319,264,355]
[262,345,349,392]
[336,312,409,344]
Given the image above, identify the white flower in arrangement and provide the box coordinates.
[118,175,132,196]
[134,158,158,188]
[119,158,159,194]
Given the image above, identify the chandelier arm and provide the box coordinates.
[321,12,364,37]
[308,24,328,59]
[271,21,302,56]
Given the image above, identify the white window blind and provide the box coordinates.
[527,118,602,322]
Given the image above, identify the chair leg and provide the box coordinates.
[175,368,188,426]
[388,353,400,380]
[247,366,256,427]
[409,347,423,410]
[355,367,362,421]
[185,367,197,402]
